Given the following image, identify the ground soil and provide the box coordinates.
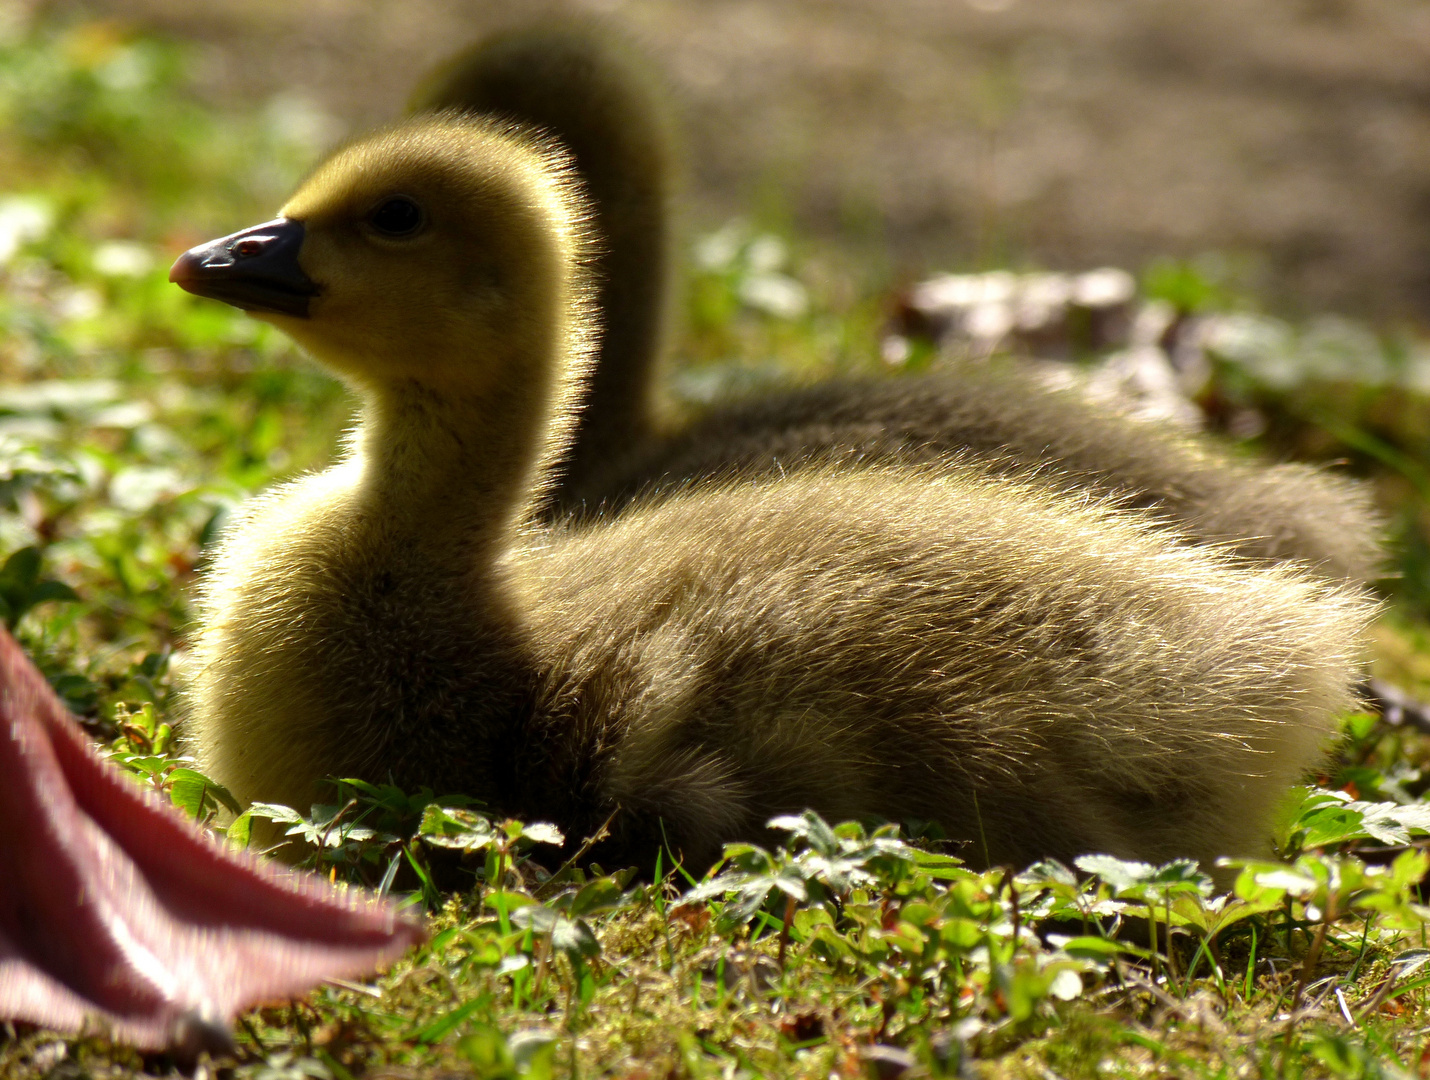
[39,0,1430,320]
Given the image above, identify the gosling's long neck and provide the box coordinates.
[351,378,543,572]
[412,27,674,510]
[561,142,669,506]
[346,301,590,581]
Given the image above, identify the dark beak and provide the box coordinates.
[169,218,319,318]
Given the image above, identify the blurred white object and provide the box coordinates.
[93,241,155,278]
[0,197,52,265]
[1085,346,1203,430]
[1072,267,1136,309]
[739,272,808,319]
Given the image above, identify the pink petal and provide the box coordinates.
[0,627,424,1052]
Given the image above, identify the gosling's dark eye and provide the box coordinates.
[368,196,423,237]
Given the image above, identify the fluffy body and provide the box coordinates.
[196,456,1368,873]
[186,115,1372,877]
[416,27,1383,581]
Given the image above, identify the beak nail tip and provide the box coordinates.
[165,218,315,317]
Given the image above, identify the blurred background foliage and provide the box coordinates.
[0,13,347,721]
[39,0,1430,320]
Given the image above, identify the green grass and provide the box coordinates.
[3,14,1430,1078]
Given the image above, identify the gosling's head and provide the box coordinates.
[170,115,597,399]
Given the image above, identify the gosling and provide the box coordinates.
[409,22,674,504]
[413,27,1382,583]
[173,115,1372,877]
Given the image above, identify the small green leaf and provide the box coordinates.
[1048,934,1152,961]
[792,907,834,936]
[911,849,967,881]
[810,926,855,961]
[1249,868,1319,896]
[27,579,79,605]
[419,804,499,850]
[109,752,167,777]
[769,868,808,902]
[497,954,530,976]
[1074,854,1156,890]
[549,915,600,962]
[567,876,625,918]
[409,995,489,1045]
[246,801,305,824]
[510,905,559,934]
[167,767,240,818]
[168,772,209,818]
[1,546,41,588]
[510,1030,557,1077]
[226,812,253,849]
[1019,859,1078,886]
[1341,710,1379,742]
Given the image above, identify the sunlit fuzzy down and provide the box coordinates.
[184,113,1373,879]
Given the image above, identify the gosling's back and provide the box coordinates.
[592,367,1384,583]
[518,466,1369,872]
